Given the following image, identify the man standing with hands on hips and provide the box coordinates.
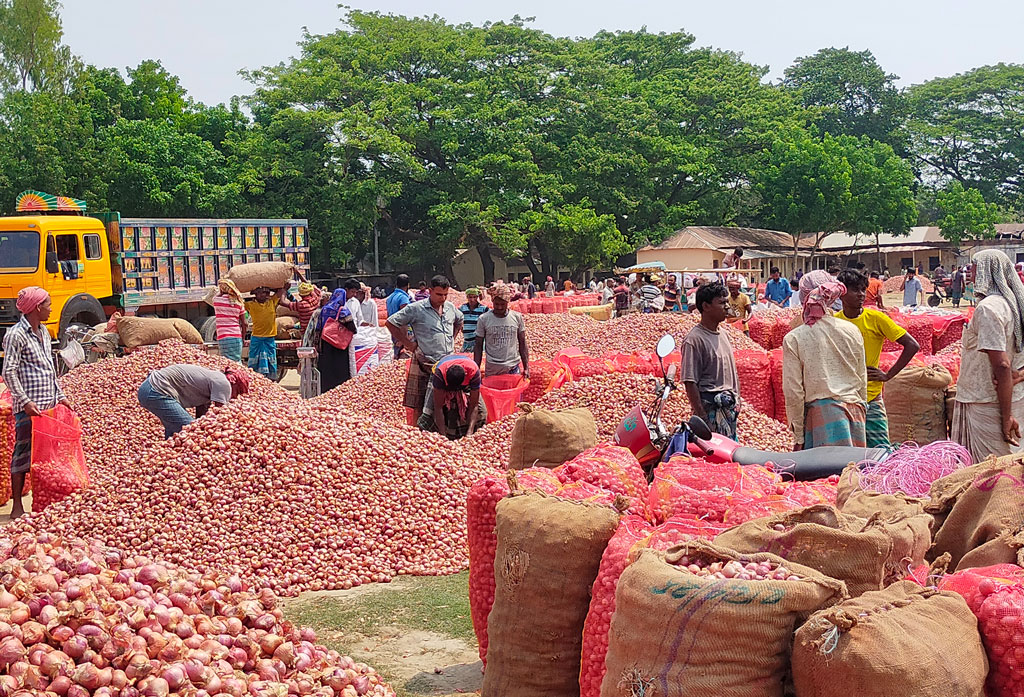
[2,287,73,519]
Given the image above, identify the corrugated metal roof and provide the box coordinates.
[640,226,808,253]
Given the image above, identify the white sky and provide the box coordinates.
[62,0,1024,106]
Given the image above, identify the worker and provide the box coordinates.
[291,282,322,329]
[387,275,464,422]
[412,281,428,302]
[474,284,529,378]
[417,354,486,439]
[681,282,741,439]
[638,275,663,313]
[563,278,576,294]
[782,271,868,450]
[836,269,920,448]
[721,248,744,269]
[523,276,537,299]
[245,286,294,380]
[726,279,751,333]
[312,289,358,391]
[865,271,885,309]
[386,274,413,359]
[663,275,681,312]
[763,267,792,307]
[952,250,1024,461]
[2,287,73,519]
[459,287,489,353]
[138,365,250,439]
[213,279,246,363]
[342,279,378,376]
[786,279,802,309]
[544,276,556,297]
[613,277,631,317]
[901,269,925,307]
[951,266,966,309]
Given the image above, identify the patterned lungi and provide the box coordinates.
[248,336,278,379]
[865,397,891,448]
[804,398,867,449]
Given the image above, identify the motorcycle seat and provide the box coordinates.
[731,446,887,481]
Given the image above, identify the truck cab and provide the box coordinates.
[0,215,111,343]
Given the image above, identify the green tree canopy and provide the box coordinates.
[936,181,1001,246]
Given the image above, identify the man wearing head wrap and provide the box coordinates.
[138,365,250,439]
[291,282,322,330]
[213,279,247,363]
[474,283,529,379]
[952,250,1024,460]
[781,272,868,450]
[245,285,297,380]
[2,287,72,518]
[459,287,489,353]
[544,276,556,297]
[725,279,751,333]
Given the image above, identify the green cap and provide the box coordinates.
[466,287,481,296]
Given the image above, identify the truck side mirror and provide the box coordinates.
[45,251,59,275]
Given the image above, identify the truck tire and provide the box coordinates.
[58,294,105,348]
[198,316,219,343]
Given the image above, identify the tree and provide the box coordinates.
[0,0,66,92]
[123,60,187,122]
[907,63,1024,210]
[936,181,1000,246]
[783,47,906,152]
[755,134,853,268]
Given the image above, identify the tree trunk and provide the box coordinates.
[875,232,883,273]
[476,243,496,285]
[522,244,542,281]
[792,236,801,276]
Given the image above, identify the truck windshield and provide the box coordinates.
[0,232,40,272]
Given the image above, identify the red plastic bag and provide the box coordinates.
[479,374,530,422]
[30,405,87,512]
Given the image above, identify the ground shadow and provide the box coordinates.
[404,660,483,695]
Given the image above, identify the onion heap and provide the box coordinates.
[0,532,395,697]
[674,555,806,581]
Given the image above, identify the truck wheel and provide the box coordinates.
[198,316,219,343]
[58,295,105,348]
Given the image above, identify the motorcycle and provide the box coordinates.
[614,334,888,481]
[927,276,953,307]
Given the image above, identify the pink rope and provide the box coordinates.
[856,441,972,497]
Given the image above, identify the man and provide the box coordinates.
[638,275,663,313]
[417,354,485,440]
[681,282,741,439]
[589,278,599,293]
[2,287,73,519]
[726,280,752,333]
[523,276,537,299]
[934,264,948,281]
[601,278,615,305]
[138,365,250,438]
[474,284,529,378]
[901,269,924,307]
[763,267,792,307]
[721,248,744,269]
[386,274,413,359]
[836,269,920,447]
[544,276,556,297]
[613,277,631,317]
[245,286,294,379]
[951,266,965,309]
[414,281,430,301]
[865,271,885,309]
[387,275,464,421]
[459,287,489,353]
[663,275,681,312]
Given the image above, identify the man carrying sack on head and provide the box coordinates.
[2,287,74,519]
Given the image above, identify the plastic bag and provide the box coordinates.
[30,405,88,512]
[479,374,530,422]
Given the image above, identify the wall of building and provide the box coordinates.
[836,248,959,275]
[451,248,576,288]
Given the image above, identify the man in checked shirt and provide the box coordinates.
[2,287,73,519]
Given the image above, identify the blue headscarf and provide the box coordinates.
[316,289,351,332]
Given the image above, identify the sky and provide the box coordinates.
[62,0,1024,106]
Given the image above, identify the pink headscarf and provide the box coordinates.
[798,270,845,327]
[16,286,49,315]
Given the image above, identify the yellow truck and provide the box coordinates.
[0,192,309,346]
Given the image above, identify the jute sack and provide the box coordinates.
[792,581,987,697]
[508,403,598,470]
[600,542,845,697]
[926,454,1024,569]
[836,465,927,520]
[275,316,300,340]
[116,317,201,350]
[482,491,620,697]
[715,504,930,597]
[883,364,952,444]
[225,261,294,294]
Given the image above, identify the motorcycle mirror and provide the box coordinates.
[688,415,713,441]
[655,334,676,360]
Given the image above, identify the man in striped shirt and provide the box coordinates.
[459,287,489,352]
[639,275,663,313]
[2,287,73,519]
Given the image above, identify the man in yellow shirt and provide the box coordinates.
[245,286,295,379]
[836,269,919,446]
[726,280,751,334]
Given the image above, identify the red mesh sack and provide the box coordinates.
[521,360,568,403]
[929,352,961,385]
[771,313,797,349]
[722,495,800,524]
[466,468,562,664]
[770,348,787,423]
[555,480,619,505]
[479,374,530,422]
[736,349,774,418]
[882,315,934,355]
[0,386,14,506]
[777,476,840,506]
[29,405,87,513]
[658,456,744,490]
[748,313,774,350]
[558,444,649,516]
[934,320,965,353]
[565,355,612,380]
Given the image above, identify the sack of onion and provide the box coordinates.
[29,405,88,513]
[508,403,598,470]
[792,581,987,697]
[225,261,295,294]
[601,542,846,697]
[482,491,620,697]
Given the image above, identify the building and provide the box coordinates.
[636,226,812,280]
[450,247,576,289]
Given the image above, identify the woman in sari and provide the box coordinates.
[952,250,1024,461]
[782,270,868,450]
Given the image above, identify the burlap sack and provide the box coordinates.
[116,317,201,350]
[275,316,300,340]
[883,365,952,444]
[836,465,928,520]
[927,454,1024,569]
[508,403,598,470]
[715,505,930,597]
[482,492,620,697]
[600,542,845,697]
[225,261,294,294]
[792,581,987,697]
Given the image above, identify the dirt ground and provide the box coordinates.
[283,573,482,697]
